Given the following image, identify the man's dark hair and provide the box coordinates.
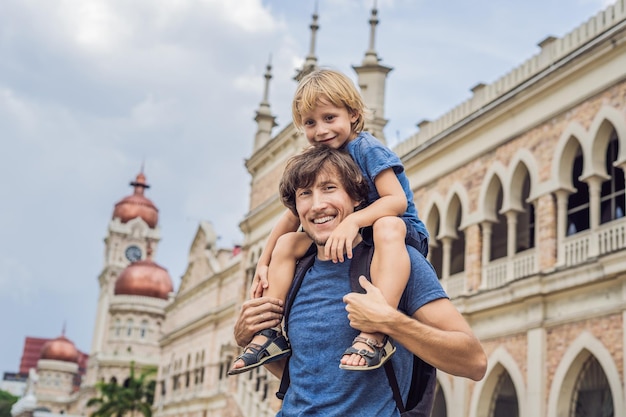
[279,146,369,216]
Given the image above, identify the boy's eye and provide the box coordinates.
[303,119,314,126]
[324,115,335,122]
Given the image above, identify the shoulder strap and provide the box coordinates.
[276,244,316,400]
[347,240,406,413]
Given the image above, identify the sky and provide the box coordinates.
[0,0,616,376]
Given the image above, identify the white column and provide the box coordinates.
[527,327,546,417]
[554,190,569,266]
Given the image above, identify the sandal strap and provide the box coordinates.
[353,335,384,349]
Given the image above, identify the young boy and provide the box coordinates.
[229,68,429,375]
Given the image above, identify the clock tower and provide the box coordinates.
[83,171,164,387]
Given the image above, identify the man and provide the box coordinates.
[234,146,487,416]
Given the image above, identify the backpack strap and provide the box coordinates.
[347,239,406,413]
[276,244,316,400]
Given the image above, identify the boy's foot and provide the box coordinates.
[339,335,395,371]
[228,327,291,375]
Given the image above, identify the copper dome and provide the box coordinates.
[112,172,159,228]
[40,335,79,363]
[114,259,173,300]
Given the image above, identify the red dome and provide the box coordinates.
[40,335,79,363]
[114,259,173,300]
[112,173,159,228]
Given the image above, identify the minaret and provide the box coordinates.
[253,56,277,152]
[353,2,392,143]
[294,2,320,81]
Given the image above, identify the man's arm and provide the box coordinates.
[343,277,487,381]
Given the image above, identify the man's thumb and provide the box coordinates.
[358,275,373,292]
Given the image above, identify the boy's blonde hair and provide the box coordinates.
[292,69,366,134]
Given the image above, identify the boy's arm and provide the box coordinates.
[325,168,407,261]
[252,209,301,298]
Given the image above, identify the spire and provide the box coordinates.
[295,3,320,81]
[363,0,380,65]
[352,2,392,143]
[253,55,277,151]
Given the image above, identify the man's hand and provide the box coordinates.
[250,264,270,299]
[234,297,284,347]
[343,276,395,334]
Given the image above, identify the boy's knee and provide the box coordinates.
[372,217,406,243]
[274,232,310,259]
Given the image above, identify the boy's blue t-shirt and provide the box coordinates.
[277,245,447,417]
[345,131,429,240]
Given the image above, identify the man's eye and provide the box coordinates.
[298,190,311,197]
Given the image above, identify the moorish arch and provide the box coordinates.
[477,162,507,223]
[440,182,471,237]
[423,194,445,238]
[506,149,540,211]
[551,122,587,191]
[547,331,623,417]
[588,105,626,176]
[470,346,526,417]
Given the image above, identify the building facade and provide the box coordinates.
[13,2,626,417]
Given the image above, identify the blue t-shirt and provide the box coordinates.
[277,244,447,417]
[345,132,429,240]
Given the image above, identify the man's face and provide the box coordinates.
[295,166,360,253]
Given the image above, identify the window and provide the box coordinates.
[570,356,613,417]
[140,320,148,338]
[489,371,518,417]
[600,132,625,225]
[567,147,589,235]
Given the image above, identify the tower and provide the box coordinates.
[83,171,171,388]
[353,4,392,143]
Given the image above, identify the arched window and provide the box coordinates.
[570,355,613,417]
[567,147,589,235]
[516,174,535,252]
[600,131,625,225]
[140,320,148,338]
[489,371,519,417]
[114,319,122,337]
[490,188,507,260]
[126,319,134,337]
[431,382,447,417]
[450,208,465,275]
[428,209,443,279]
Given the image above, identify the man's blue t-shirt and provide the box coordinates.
[345,132,429,241]
[277,244,447,417]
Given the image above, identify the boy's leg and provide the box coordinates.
[229,232,312,374]
[341,216,409,368]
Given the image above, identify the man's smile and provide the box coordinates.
[313,215,335,224]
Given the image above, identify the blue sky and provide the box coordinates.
[0,0,615,375]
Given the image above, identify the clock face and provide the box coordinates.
[125,245,142,262]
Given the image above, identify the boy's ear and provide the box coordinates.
[349,109,359,123]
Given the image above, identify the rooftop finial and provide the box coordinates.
[363,1,379,64]
[295,2,320,81]
[262,54,272,105]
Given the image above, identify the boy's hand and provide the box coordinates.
[250,264,269,299]
[324,217,360,262]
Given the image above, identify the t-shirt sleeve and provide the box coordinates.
[351,137,405,180]
[400,247,448,316]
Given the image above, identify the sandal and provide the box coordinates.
[339,335,396,371]
[228,328,291,375]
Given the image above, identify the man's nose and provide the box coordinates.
[311,191,327,210]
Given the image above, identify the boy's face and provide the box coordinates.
[299,99,358,149]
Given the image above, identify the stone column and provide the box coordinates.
[586,175,605,257]
[554,190,569,266]
[480,221,492,289]
[535,194,557,271]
